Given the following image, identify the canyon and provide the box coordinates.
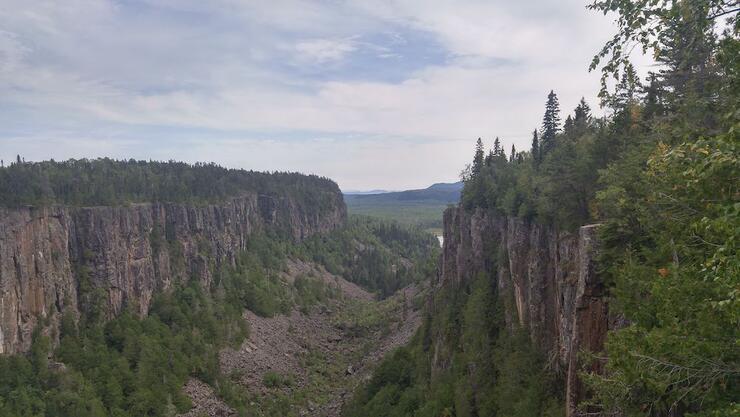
[0,183,614,416]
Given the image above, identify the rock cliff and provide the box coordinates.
[0,192,346,355]
[439,206,617,417]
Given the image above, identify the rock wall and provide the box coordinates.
[0,192,346,355]
[440,206,616,417]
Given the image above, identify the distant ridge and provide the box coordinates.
[344,181,462,203]
[343,182,462,230]
[343,189,393,195]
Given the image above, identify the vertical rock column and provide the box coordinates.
[566,224,608,417]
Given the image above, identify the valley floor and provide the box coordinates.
[179,260,424,417]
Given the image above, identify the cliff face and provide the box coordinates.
[0,192,346,355]
[440,206,616,416]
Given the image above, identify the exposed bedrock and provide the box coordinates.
[0,192,346,355]
[439,206,617,416]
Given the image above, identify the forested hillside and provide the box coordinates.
[299,217,439,297]
[348,1,738,416]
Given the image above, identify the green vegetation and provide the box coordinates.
[0,158,341,216]
[344,182,461,231]
[459,93,603,230]
[262,372,295,389]
[0,207,437,417]
[351,1,738,416]
[344,272,564,417]
[297,216,439,298]
[344,200,451,231]
[0,231,293,417]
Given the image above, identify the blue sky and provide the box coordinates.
[0,0,629,190]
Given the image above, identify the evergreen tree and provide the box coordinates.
[472,138,485,176]
[563,115,575,136]
[485,150,495,167]
[574,97,591,126]
[510,144,516,163]
[531,130,540,165]
[540,90,561,156]
[493,137,501,156]
[642,73,665,121]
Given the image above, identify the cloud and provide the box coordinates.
[0,0,641,189]
[294,38,358,63]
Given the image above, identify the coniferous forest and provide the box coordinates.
[0,158,340,213]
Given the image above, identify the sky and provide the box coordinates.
[0,0,626,190]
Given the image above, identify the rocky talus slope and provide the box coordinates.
[0,192,345,354]
[439,206,620,417]
[181,260,424,417]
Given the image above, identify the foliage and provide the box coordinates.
[460,90,613,229]
[0,159,342,221]
[578,2,740,416]
[359,2,739,416]
[345,273,564,417]
[587,0,738,102]
[262,372,295,389]
[0,206,436,417]
[344,199,452,231]
[0,280,247,417]
[297,216,439,298]
[584,124,740,417]
[344,183,461,231]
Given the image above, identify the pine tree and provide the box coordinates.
[510,144,516,163]
[472,138,485,176]
[531,130,540,165]
[540,90,561,156]
[493,137,501,156]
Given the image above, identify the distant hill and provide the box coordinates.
[344,181,461,203]
[343,189,392,195]
[343,182,462,231]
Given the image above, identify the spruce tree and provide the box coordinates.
[642,73,665,121]
[540,90,561,155]
[472,138,484,176]
[485,150,494,167]
[531,130,540,165]
[493,137,501,156]
[563,115,575,136]
[574,97,591,125]
[510,144,516,163]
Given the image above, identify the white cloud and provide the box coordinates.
[294,38,358,63]
[0,0,648,189]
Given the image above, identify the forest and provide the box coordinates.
[0,158,341,216]
[348,1,738,416]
